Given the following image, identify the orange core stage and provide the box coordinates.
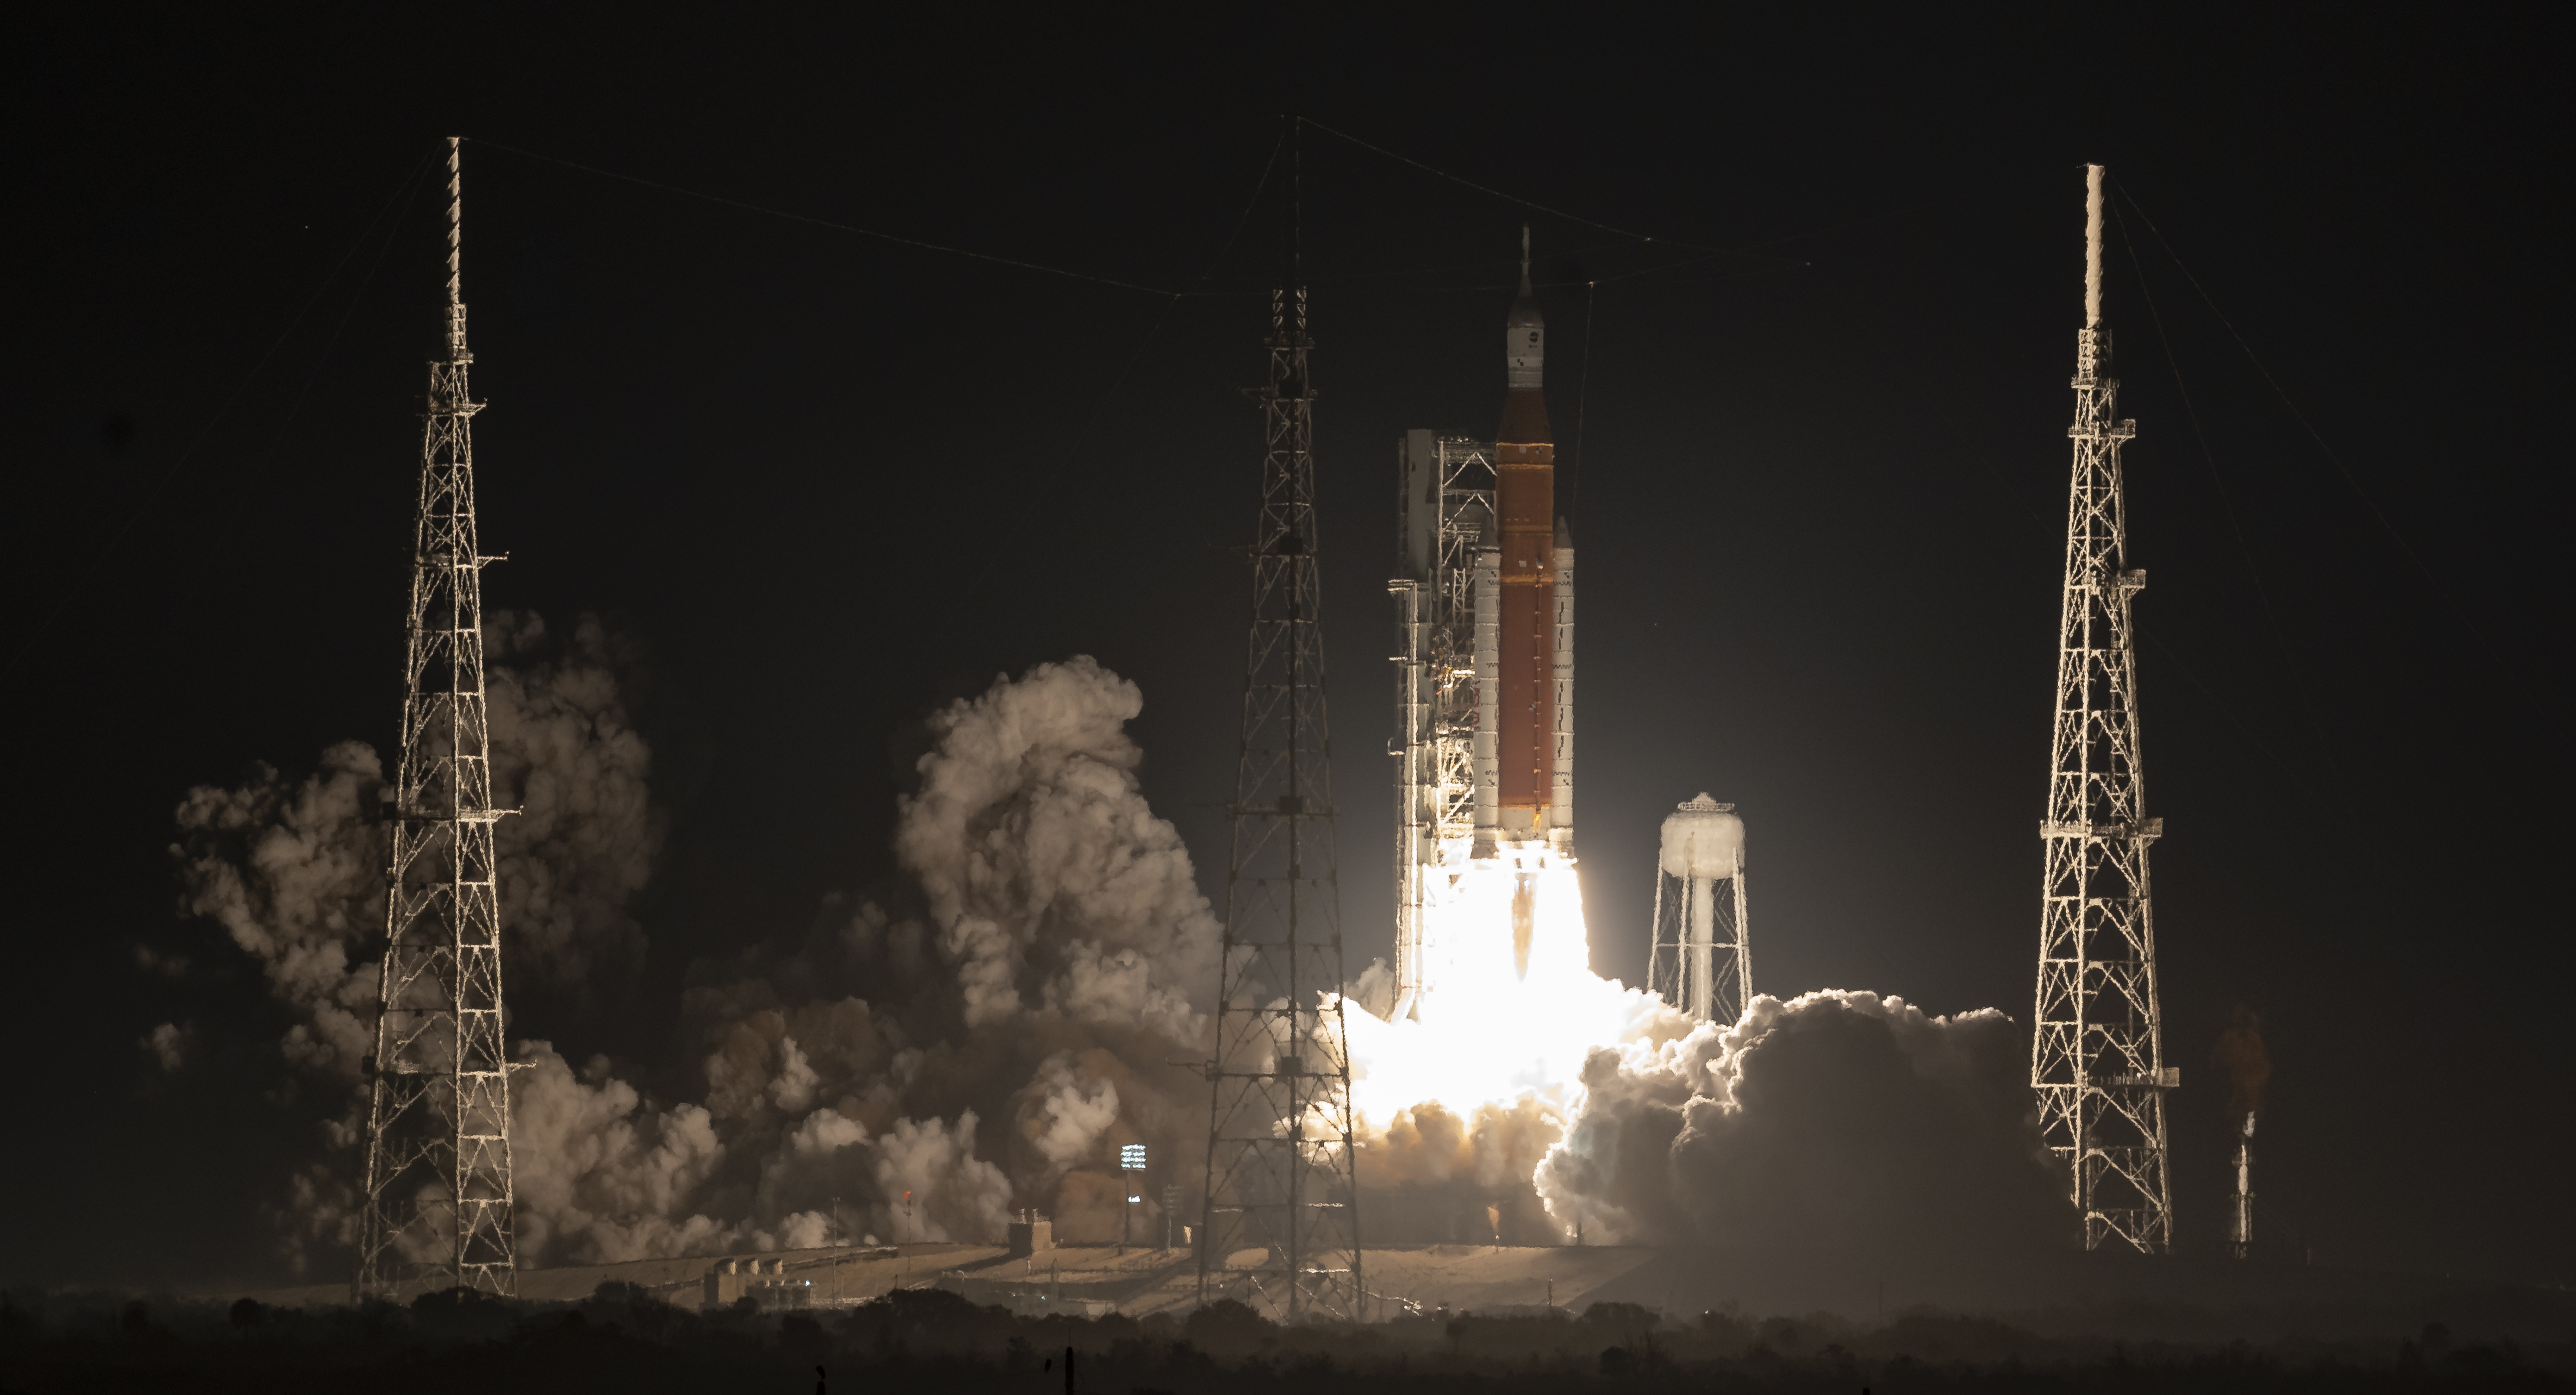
[1495,387,1554,822]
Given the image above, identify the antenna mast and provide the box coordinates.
[2030,163,2174,1253]
[357,136,520,1298]
[1199,126,1363,1319]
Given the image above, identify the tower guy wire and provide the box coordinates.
[2112,180,2566,751]
[2109,200,2344,780]
[356,136,522,1300]
[1196,149,1361,1317]
[2029,164,2174,1255]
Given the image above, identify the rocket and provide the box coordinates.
[1476,228,1574,859]
[1385,231,1577,1014]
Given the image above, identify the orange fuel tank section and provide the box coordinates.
[1495,249,1554,827]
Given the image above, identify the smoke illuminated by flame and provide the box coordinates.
[1341,860,1686,1234]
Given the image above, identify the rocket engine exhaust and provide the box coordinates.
[1510,875,1536,978]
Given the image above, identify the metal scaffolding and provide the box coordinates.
[1197,283,1361,1321]
[1388,431,1495,1023]
[2030,163,2174,1255]
[357,137,520,1299]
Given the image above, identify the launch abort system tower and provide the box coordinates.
[2029,163,2175,1254]
[1198,281,1362,1320]
[357,137,520,1299]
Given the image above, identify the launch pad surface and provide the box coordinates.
[223,1243,1696,1319]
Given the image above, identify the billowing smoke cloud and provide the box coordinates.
[481,612,659,986]
[174,645,2070,1292]
[475,657,1217,1265]
[167,613,662,1269]
[1534,991,2072,1302]
[139,1020,197,1073]
[171,738,387,1080]
[1357,1097,1566,1246]
[169,611,659,1084]
[898,656,1216,1039]
[505,1043,746,1260]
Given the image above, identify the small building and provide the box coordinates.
[704,1256,812,1311]
[1006,1210,1054,1258]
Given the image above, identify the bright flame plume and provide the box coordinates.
[1340,862,1686,1190]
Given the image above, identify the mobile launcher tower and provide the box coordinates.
[1386,231,1574,1022]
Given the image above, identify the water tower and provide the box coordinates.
[1647,795,1750,1025]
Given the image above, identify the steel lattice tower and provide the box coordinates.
[1386,432,1495,1023]
[2030,164,2174,1254]
[357,137,520,1299]
[1196,279,1362,1321]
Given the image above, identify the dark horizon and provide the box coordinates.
[7,8,2566,1301]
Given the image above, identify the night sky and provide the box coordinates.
[10,9,2565,1291]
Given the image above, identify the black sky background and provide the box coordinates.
[7,7,2567,1292]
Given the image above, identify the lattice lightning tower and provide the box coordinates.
[357,136,520,1298]
[2030,163,2174,1254]
[1197,275,1363,1322]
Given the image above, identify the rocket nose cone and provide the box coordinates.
[1505,228,1546,395]
[1511,223,1543,325]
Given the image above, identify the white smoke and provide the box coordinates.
[169,611,659,1085]
[171,738,386,1080]
[1357,1095,1568,1245]
[174,636,2082,1287]
[1535,990,2071,1297]
[483,612,658,984]
[899,657,1217,1035]
[140,1020,197,1073]
[510,1044,734,1263]
[167,612,664,1272]
[1011,1050,1124,1180]
[482,657,1219,1263]
[1349,957,1399,1021]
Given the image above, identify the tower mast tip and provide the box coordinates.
[443,138,466,355]
[2084,164,2105,327]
